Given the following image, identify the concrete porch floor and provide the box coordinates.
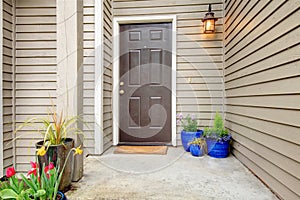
[66,147,278,200]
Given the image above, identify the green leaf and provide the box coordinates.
[0,181,9,190]
[18,180,24,193]
[21,174,38,192]
[9,178,18,194]
[24,188,34,196]
[0,188,19,199]
[34,189,46,198]
[41,170,49,189]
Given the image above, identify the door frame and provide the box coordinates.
[112,15,177,146]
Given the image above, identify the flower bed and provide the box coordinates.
[0,146,83,200]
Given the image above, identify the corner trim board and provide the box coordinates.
[94,0,104,154]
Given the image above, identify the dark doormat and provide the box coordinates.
[114,146,168,155]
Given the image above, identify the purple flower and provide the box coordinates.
[176,119,181,125]
[177,113,183,119]
[191,114,195,120]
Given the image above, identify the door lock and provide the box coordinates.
[120,81,124,86]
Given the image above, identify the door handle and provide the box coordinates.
[120,81,124,86]
[119,90,125,95]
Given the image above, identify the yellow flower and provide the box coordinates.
[74,145,83,155]
[37,146,47,156]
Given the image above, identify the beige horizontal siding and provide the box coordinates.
[83,0,113,153]
[103,0,113,151]
[114,3,223,16]
[224,0,300,199]
[2,0,14,173]
[14,0,57,173]
[82,0,95,155]
[113,0,225,145]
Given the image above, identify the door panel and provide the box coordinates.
[119,23,172,144]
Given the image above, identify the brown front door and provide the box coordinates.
[119,23,172,144]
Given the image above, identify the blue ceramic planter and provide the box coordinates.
[181,130,203,152]
[206,139,230,158]
[189,144,203,157]
[57,191,67,200]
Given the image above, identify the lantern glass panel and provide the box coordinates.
[204,19,215,33]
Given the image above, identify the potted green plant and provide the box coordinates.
[203,111,231,158]
[15,107,84,191]
[188,138,207,157]
[177,113,203,152]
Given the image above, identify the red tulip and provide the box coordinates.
[48,162,54,170]
[44,162,55,178]
[6,167,16,178]
[27,161,37,176]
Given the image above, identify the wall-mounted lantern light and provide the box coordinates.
[202,4,218,33]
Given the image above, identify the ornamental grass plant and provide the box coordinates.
[15,104,85,148]
[188,138,207,154]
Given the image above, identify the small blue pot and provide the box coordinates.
[57,191,67,200]
[207,139,230,158]
[181,130,203,152]
[190,144,203,157]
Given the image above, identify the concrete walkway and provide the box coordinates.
[66,147,278,200]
